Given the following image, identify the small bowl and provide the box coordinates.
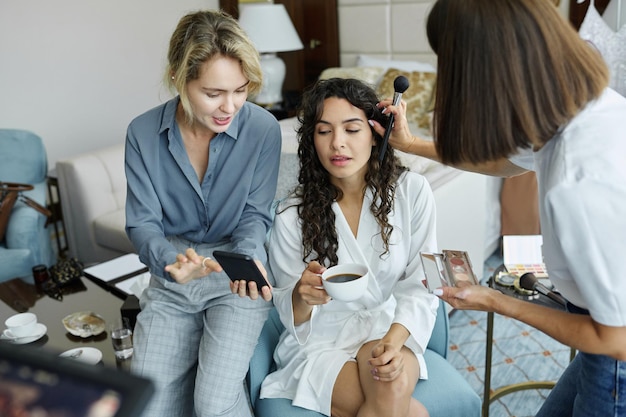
[62,311,106,338]
[5,312,38,338]
[321,263,369,302]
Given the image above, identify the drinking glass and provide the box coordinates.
[109,317,133,360]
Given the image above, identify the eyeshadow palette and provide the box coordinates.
[503,235,548,278]
[420,250,479,292]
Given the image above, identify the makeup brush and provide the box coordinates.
[379,75,410,162]
[519,272,566,307]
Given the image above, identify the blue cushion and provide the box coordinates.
[0,248,32,280]
[417,350,481,416]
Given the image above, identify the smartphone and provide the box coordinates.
[212,251,268,289]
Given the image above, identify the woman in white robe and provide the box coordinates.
[260,78,439,417]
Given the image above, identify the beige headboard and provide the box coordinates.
[337,0,437,67]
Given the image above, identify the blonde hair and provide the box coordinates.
[165,10,262,125]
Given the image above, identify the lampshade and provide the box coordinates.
[239,4,303,107]
[238,4,303,54]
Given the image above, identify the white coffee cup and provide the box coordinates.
[5,312,38,338]
[321,263,369,302]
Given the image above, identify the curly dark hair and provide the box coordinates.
[284,77,408,267]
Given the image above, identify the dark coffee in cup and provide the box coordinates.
[326,273,361,283]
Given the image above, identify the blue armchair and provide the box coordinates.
[0,129,55,283]
[247,300,481,417]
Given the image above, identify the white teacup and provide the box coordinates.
[5,312,38,338]
[321,263,369,302]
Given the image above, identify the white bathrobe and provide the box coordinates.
[260,171,440,416]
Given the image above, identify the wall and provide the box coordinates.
[337,0,570,67]
[338,0,436,67]
[0,0,218,167]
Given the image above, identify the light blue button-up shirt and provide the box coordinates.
[125,97,281,280]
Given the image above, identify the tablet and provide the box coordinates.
[0,342,154,417]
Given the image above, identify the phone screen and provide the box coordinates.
[213,251,268,289]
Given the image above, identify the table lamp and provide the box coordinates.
[238,3,303,107]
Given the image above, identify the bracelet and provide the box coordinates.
[202,257,212,269]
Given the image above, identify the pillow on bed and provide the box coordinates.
[319,66,385,88]
[376,68,436,131]
[356,54,436,73]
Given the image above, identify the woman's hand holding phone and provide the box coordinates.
[213,251,273,301]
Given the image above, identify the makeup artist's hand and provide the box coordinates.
[433,282,503,313]
[370,99,416,152]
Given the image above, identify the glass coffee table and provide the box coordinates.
[0,276,128,369]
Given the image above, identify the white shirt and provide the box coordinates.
[535,88,626,326]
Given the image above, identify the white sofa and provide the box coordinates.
[56,144,132,265]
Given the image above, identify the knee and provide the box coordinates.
[366,375,415,416]
[194,388,246,417]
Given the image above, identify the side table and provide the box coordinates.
[482,265,576,417]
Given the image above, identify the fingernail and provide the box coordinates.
[433,288,444,296]
[368,120,374,127]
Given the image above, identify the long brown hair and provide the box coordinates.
[427,0,609,165]
[285,78,407,267]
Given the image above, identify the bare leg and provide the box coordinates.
[330,340,429,417]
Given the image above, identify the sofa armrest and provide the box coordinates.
[56,144,127,264]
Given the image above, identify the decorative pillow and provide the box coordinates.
[356,54,436,73]
[319,66,385,88]
[376,68,436,131]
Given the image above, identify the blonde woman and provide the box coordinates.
[125,10,280,417]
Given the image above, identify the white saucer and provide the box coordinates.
[1,323,47,344]
[59,347,103,365]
